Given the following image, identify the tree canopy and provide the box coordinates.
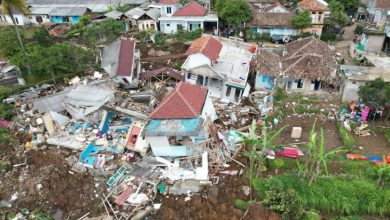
[83,18,123,46]
[1,0,30,16]
[216,0,252,27]
[327,0,350,27]
[291,10,312,30]
[358,78,390,108]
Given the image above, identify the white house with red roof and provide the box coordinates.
[143,82,216,157]
[158,1,218,34]
[181,35,257,104]
[101,39,141,87]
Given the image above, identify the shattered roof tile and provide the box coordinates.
[159,0,180,4]
[139,67,184,81]
[185,36,222,62]
[376,0,390,9]
[149,82,208,119]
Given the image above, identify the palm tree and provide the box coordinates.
[1,0,31,74]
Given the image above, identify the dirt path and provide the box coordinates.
[336,24,356,64]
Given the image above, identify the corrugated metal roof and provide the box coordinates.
[49,7,88,16]
[29,7,54,15]
[104,10,125,19]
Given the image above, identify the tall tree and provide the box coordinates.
[358,77,390,120]
[1,0,31,74]
[217,0,252,27]
[291,10,312,31]
[327,0,349,27]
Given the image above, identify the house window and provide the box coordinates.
[0,16,2,22]
[15,17,19,24]
[295,79,304,88]
[187,73,192,79]
[318,12,323,22]
[62,16,69,23]
[352,81,356,84]
[166,23,170,27]
[226,86,231,97]
[167,7,172,14]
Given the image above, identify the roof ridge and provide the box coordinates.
[149,82,181,118]
[177,84,199,116]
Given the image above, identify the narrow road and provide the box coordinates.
[335,24,356,64]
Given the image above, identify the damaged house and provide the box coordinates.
[101,39,141,87]
[182,35,256,104]
[254,37,338,91]
[143,82,217,157]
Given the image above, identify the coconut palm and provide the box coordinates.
[1,0,31,74]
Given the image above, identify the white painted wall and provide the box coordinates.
[137,19,158,31]
[28,14,51,25]
[160,4,181,17]
[0,14,30,25]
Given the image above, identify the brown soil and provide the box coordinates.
[0,149,101,219]
[353,131,390,156]
[273,116,343,151]
[273,115,390,156]
[138,42,189,71]
[151,155,281,220]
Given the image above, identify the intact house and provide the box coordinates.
[359,28,386,53]
[254,37,338,92]
[248,0,278,8]
[143,82,217,157]
[181,35,256,104]
[249,2,298,37]
[158,1,218,34]
[297,0,329,36]
[49,7,91,24]
[340,64,390,101]
[27,7,53,24]
[125,7,161,31]
[0,7,30,25]
[101,39,141,87]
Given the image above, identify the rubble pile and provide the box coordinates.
[0,70,259,219]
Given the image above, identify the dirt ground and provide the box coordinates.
[138,42,189,71]
[273,115,390,156]
[0,147,101,219]
[151,155,281,220]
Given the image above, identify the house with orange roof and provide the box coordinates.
[143,82,217,157]
[158,1,218,34]
[297,0,329,36]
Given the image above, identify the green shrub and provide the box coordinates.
[320,32,337,42]
[257,175,390,216]
[173,28,202,41]
[273,87,286,102]
[262,186,304,219]
[271,158,285,169]
[354,24,363,35]
[233,199,250,210]
[338,124,357,148]
[295,105,321,114]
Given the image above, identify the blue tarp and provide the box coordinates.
[79,143,123,167]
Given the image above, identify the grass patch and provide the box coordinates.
[233,199,250,210]
[295,105,321,114]
[337,121,357,148]
[254,175,390,216]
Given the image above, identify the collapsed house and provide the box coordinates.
[254,37,338,92]
[144,82,217,157]
[101,39,141,88]
[0,58,25,86]
[182,35,256,104]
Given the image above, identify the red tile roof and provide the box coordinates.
[149,82,208,119]
[298,0,327,11]
[377,0,390,9]
[185,36,222,62]
[173,1,207,16]
[159,0,180,4]
[117,39,135,77]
